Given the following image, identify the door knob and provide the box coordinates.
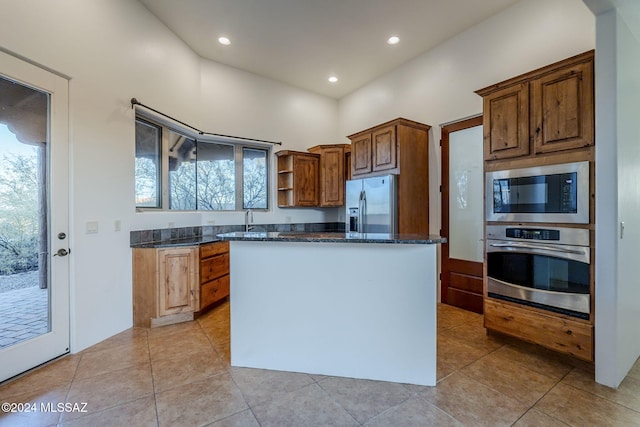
[54,248,69,257]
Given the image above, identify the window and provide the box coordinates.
[135,119,161,208]
[243,148,267,209]
[135,117,270,211]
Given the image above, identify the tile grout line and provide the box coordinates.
[559,373,640,415]
[508,367,575,426]
[435,314,568,425]
[55,351,83,426]
[313,379,364,426]
[144,327,161,427]
[197,314,264,426]
[58,331,157,426]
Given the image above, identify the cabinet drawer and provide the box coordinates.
[200,253,229,283]
[200,241,229,259]
[484,298,593,361]
[200,275,230,310]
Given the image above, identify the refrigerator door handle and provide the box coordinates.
[357,191,361,233]
[360,190,367,233]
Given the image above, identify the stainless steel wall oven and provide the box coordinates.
[486,225,590,319]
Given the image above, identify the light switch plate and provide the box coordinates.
[86,221,99,234]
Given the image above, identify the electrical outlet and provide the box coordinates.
[285,216,292,223]
[168,222,175,228]
[114,219,121,232]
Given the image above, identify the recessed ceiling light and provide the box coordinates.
[218,36,231,45]
[387,36,400,45]
[328,76,338,83]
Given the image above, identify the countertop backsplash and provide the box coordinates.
[130,222,345,247]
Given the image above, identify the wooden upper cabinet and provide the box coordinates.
[349,120,406,178]
[293,154,319,206]
[347,118,431,234]
[276,150,319,207]
[482,83,530,160]
[351,134,372,176]
[308,144,349,207]
[477,50,594,162]
[372,125,397,172]
[532,60,594,154]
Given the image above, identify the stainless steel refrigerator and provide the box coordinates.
[345,175,398,234]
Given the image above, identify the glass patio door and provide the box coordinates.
[0,51,69,382]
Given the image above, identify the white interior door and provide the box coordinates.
[0,50,69,382]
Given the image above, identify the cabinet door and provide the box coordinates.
[372,125,397,172]
[158,247,198,316]
[293,155,319,206]
[319,146,345,206]
[351,134,372,176]
[532,61,594,154]
[483,83,529,160]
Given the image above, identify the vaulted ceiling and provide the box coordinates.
[139,0,520,99]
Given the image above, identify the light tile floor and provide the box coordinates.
[0,286,48,349]
[1,300,639,426]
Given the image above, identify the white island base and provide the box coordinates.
[229,240,437,386]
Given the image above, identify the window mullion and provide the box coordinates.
[235,145,243,210]
[161,127,170,209]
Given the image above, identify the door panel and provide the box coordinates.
[372,125,396,172]
[351,134,372,176]
[0,51,69,382]
[441,116,484,313]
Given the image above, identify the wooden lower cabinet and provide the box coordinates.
[133,246,199,328]
[133,241,230,328]
[484,298,593,362]
[199,241,230,310]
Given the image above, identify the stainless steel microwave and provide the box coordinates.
[485,161,589,224]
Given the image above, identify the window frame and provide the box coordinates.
[134,118,163,209]
[135,114,271,212]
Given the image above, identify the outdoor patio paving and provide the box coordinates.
[0,286,48,349]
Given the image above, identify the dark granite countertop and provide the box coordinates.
[217,231,446,244]
[130,235,223,248]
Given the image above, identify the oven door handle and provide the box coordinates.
[489,242,586,255]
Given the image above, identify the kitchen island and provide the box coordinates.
[217,231,445,386]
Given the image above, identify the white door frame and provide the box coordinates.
[0,50,70,382]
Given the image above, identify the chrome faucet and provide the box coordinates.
[245,209,254,232]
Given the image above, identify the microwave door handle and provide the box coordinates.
[489,242,585,255]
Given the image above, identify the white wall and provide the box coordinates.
[615,6,640,389]
[0,0,338,351]
[338,0,595,235]
[590,0,640,388]
[196,60,340,228]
